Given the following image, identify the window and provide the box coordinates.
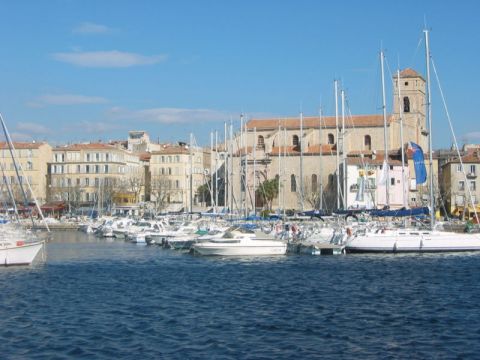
[175,180,180,189]
[85,178,89,186]
[311,174,318,192]
[391,178,395,186]
[27,161,33,170]
[95,165,100,173]
[404,81,409,86]
[470,165,476,174]
[104,165,109,173]
[327,133,335,145]
[168,168,172,175]
[364,135,371,150]
[292,135,299,147]
[77,165,81,173]
[86,153,91,162]
[76,178,80,186]
[291,174,297,192]
[403,96,410,113]
[459,180,465,191]
[470,181,476,191]
[456,164,462,172]
[257,135,265,149]
[86,165,90,173]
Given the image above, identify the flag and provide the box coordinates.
[410,142,427,184]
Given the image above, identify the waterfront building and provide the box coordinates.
[48,143,143,212]
[229,68,430,212]
[440,147,480,219]
[0,141,52,205]
[148,143,211,213]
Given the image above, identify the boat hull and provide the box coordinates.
[345,233,480,253]
[0,241,44,266]
[193,242,287,256]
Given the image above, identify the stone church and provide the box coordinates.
[228,68,431,213]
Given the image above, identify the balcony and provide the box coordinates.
[467,172,477,179]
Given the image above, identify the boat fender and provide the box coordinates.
[346,228,352,237]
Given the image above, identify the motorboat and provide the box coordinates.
[192,226,287,256]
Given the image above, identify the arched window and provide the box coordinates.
[327,133,335,145]
[292,135,299,147]
[257,135,265,149]
[290,174,297,192]
[364,135,372,150]
[403,96,410,113]
[311,174,318,192]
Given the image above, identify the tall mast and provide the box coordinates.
[283,125,287,218]
[189,132,193,214]
[341,89,347,209]
[397,69,407,208]
[335,80,340,210]
[424,29,435,227]
[299,111,304,211]
[244,124,249,217]
[224,122,227,210]
[240,114,244,216]
[210,132,214,209]
[380,50,390,207]
[229,120,234,215]
[253,127,257,216]
[278,123,281,214]
[215,130,218,214]
[319,107,324,210]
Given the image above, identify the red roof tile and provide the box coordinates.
[246,114,393,131]
[0,141,46,149]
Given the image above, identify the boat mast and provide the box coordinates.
[278,123,281,214]
[224,122,227,211]
[424,29,435,227]
[283,125,287,218]
[397,69,407,208]
[319,107,323,210]
[244,124,249,217]
[341,89,347,209]
[299,111,304,211]
[229,120,234,215]
[253,126,257,216]
[335,80,340,210]
[189,132,193,214]
[380,50,390,207]
[210,132,214,210]
[215,130,218,214]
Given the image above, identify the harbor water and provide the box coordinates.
[1,231,480,359]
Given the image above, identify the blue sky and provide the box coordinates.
[0,0,479,148]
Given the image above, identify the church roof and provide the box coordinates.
[400,68,424,79]
[246,114,393,131]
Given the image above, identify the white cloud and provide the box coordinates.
[108,107,230,124]
[9,132,34,142]
[73,22,112,34]
[461,131,480,144]
[64,121,125,134]
[16,122,50,135]
[27,94,108,107]
[52,50,168,68]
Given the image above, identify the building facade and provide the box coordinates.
[148,143,210,212]
[0,142,52,205]
[49,143,143,210]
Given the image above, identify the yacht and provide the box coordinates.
[192,226,287,256]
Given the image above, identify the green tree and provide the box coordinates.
[197,183,211,206]
[256,177,279,211]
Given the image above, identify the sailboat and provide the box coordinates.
[0,113,46,265]
[344,29,480,253]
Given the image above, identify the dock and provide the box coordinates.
[23,223,79,231]
[287,242,344,255]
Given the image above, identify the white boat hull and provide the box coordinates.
[346,232,480,253]
[0,241,44,266]
[193,240,287,256]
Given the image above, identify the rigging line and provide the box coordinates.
[410,34,424,70]
[431,57,479,224]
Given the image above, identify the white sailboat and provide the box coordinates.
[344,29,480,253]
[0,113,46,265]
